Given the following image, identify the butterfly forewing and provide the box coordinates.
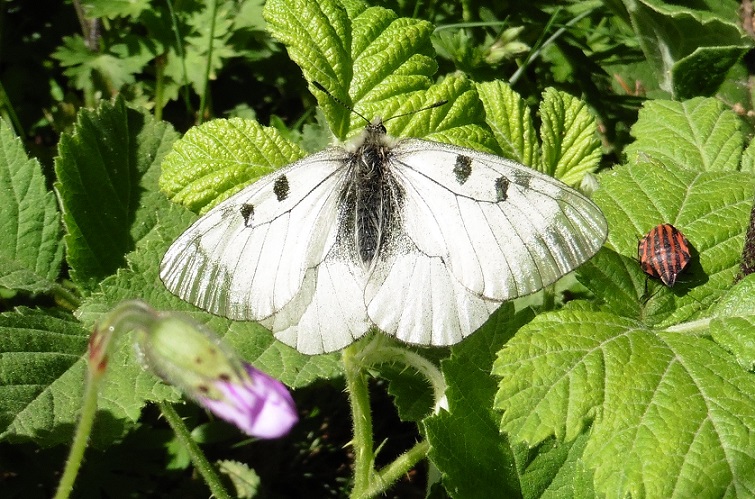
[391,140,608,301]
[638,223,691,287]
[160,150,349,320]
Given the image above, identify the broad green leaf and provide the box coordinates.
[425,305,526,498]
[521,95,755,496]
[382,361,435,423]
[411,76,495,153]
[0,308,179,448]
[0,120,63,293]
[623,0,751,98]
[80,0,152,19]
[0,309,88,441]
[623,98,743,173]
[710,275,755,371]
[476,80,539,168]
[264,0,437,139]
[583,331,755,498]
[493,308,755,498]
[539,88,601,186]
[55,97,178,291]
[576,247,646,320]
[159,118,308,213]
[673,45,750,98]
[523,434,595,499]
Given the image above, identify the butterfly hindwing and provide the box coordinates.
[366,239,500,345]
[261,255,370,354]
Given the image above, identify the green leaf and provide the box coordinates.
[218,460,261,499]
[623,0,751,98]
[55,97,178,291]
[0,309,88,442]
[178,4,241,95]
[476,80,540,168]
[584,96,754,325]
[576,247,646,320]
[0,308,179,448]
[53,35,159,94]
[264,0,437,139]
[407,76,494,152]
[0,120,63,293]
[424,305,526,498]
[493,308,755,497]
[81,0,152,19]
[511,95,755,496]
[623,98,744,172]
[740,139,755,174]
[583,331,755,497]
[710,275,755,371]
[524,435,596,499]
[539,88,601,185]
[159,118,308,214]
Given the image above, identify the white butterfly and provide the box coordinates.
[160,107,607,355]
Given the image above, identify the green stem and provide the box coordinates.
[359,343,447,412]
[165,0,193,115]
[159,401,232,499]
[343,343,375,498]
[363,441,431,498]
[53,366,102,499]
[51,283,82,311]
[344,337,435,498]
[197,0,218,123]
[154,54,166,122]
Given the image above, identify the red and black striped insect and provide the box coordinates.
[638,223,691,287]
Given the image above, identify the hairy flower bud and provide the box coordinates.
[97,301,297,438]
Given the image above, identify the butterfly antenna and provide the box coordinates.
[383,99,447,124]
[313,81,447,124]
[312,81,371,124]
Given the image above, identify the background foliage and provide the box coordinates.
[2,0,755,497]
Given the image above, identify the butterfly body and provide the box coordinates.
[161,120,607,354]
[341,120,402,267]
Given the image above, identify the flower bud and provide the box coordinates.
[99,301,298,438]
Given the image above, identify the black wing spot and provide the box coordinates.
[495,177,509,202]
[512,170,531,189]
[240,203,254,227]
[453,155,472,184]
[273,175,290,201]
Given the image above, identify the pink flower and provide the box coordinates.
[200,364,298,439]
[111,302,298,439]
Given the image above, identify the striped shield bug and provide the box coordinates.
[638,223,691,287]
